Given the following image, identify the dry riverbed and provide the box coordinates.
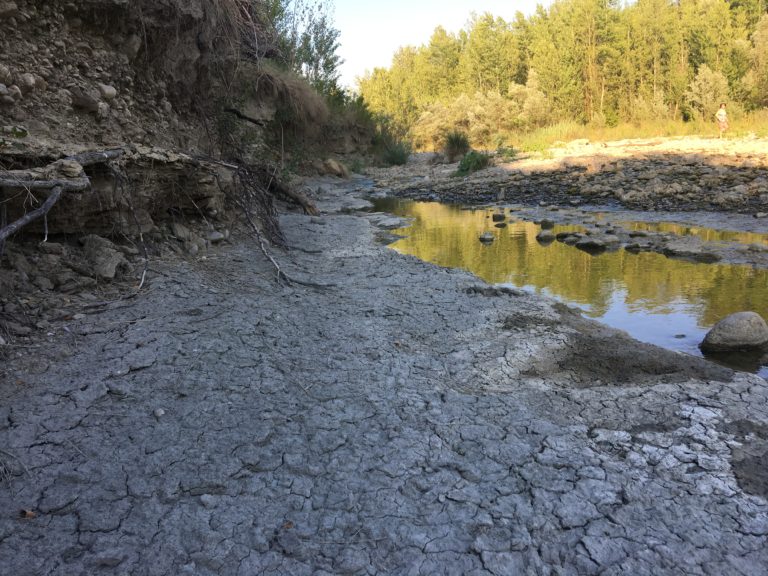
[1,144,768,575]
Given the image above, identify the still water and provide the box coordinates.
[375,199,768,377]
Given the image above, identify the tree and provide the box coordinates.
[685,64,730,118]
[459,13,519,94]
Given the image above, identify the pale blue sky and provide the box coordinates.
[333,0,548,88]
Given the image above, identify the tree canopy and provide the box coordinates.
[357,0,768,148]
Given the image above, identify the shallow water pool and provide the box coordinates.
[375,198,768,377]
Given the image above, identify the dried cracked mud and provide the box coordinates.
[1,180,768,576]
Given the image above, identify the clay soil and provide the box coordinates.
[1,139,767,575]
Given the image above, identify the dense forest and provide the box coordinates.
[357,0,768,150]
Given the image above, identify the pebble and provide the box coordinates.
[153,408,166,418]
[97,83,117,100]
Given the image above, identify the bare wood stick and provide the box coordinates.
[0,177,89,191]
[0,186,63,242]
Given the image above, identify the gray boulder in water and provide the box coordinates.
[700,311,768,352]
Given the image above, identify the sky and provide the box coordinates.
[333,0,547,89]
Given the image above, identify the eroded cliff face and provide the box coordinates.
[0,0,241,150]
[0,1,268,338]
[0,0,269,242]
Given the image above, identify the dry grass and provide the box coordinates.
[254,61,330,129]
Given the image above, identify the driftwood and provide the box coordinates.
[0,148,123,245]
[269,177,319,216]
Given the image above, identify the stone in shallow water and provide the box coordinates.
[479,232,494,243]
[700,311,768,352]
[575,237,606,254]
[536,230,556,244]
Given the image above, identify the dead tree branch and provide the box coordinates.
[0,186,63,243]
[0,177,89,191]
[0,148,124,243]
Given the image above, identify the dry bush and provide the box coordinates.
[253,62,330,131]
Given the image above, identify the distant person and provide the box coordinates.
[715,103,728,138]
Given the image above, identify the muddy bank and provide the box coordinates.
[1,177,768,575]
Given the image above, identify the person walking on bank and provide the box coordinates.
[715,103,728,138]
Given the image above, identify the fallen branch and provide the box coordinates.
[224,107,267,127]
[269,177,319,216]
[0,177,89,191]
[0,148,124,243]
[0,186,63,243]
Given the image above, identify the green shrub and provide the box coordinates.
[454,151,491,176]
[348,157,366,173]
[496,145,518,161]
[382,140,411,166]
[444,131,470,162]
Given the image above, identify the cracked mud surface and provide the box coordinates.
[1,180,768,575]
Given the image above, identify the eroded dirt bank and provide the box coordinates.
[1,178,767,575]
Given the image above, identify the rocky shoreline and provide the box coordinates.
[369,137,768,215]
[1,172,767,575]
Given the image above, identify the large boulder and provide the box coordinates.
[700,312,768,352]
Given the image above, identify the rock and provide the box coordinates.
[0,2,18,19]
[536,230,556,244]
[324,159,350,178]
[171,222,193,241]
[755,212,767,219]
[97,83,117,101]
[0,334,6,346]
[18,73,35,94]
[32,276,54,291]
[540,219,555,230]
[491,213,506,222]
[39,242,65,255]
[0,64,10,84]
[123,34,142,59]
[479,232,495,244]
[69,86,101,113]
[80,235,130,280]
[7,251,32,275]
[575,237,606,254]
[662,239,721,263]
[6,84,21,102]
[700,312,768,352]
[52,159,83,178]
[207,230,225,243]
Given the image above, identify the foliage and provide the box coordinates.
[380,139,411,166]
[444,131,470,162]
[357,0,768,151]
[454,151,491,176]
[496,146,518,161]
[685,65,730,120]
[259,0,343,96]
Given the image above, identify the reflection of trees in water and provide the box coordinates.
[388,202,768,327]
